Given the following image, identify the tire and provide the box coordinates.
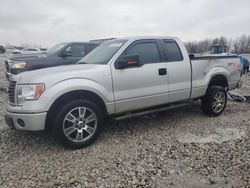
[201,86,227,117]
[53,99,103,149]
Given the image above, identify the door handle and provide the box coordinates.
[158,68,167,76]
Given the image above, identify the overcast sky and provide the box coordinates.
[0,0,250,47]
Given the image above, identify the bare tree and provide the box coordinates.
[212,38,219,45]
[185,41,198,54]
[231,34,250,54]
[227,38,233,52]
[185,34,250,54]
[219,36,227,46]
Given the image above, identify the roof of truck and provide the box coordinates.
[118,36,179,41]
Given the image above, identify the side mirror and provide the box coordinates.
[115,54,140,69]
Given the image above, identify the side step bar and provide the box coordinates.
[114,103,188,121]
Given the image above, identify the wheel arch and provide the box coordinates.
[207,74,229,91]
[45,90,108,131]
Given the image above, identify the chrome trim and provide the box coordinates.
[6,75,18,106]
[8,81,17,105]
[4,59,11,72]
[4,59,13,80]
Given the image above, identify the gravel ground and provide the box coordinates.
[0,54,249,187]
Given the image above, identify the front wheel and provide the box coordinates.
[201,86,227,117]
[53,99,103,149]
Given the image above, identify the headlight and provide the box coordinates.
[10,61,26,69]
[17,84,45,105]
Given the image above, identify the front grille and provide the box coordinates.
[8,81,16,104]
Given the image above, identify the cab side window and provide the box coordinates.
[126,41,161,65]
[65,44,86,57]
[163,40,183,62]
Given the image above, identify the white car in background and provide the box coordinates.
[12,48,22,54]
[20,48,41,54]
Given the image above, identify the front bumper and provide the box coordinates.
[3,107,47,131]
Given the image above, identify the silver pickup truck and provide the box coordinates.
[4,36,242,148]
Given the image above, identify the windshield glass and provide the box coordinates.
[78,39,128,64]
[47,43,67,55]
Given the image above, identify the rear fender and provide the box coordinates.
[204,66,230,88]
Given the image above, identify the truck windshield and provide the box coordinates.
[46,43,67,55]
[78,39,128,64]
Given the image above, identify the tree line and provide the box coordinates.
[184,34,250,54]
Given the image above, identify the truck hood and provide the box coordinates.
[8,53,47,61]
[17,64,106,84]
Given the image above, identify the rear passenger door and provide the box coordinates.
[161,40,191,103]
[111,39,169,113]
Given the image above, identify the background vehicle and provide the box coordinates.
[211,45,228,54]
[4,37,241,149]
[0,45,6,53]
[4,42,98,76]
[12,47,24,54]
[20,48,41,54]
[6,46,16,53]
[40,48,47,52]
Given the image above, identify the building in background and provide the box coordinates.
[211,45,228,54]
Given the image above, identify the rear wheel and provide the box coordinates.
[201,86,227,117]
[53,99,103,149]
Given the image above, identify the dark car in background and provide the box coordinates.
[5,42,98,77]
[0,45,6,53]
[40,48,47,52]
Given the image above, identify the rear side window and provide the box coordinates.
[126,41,161,64]
[163,40,183,62]
[65,44,86,57]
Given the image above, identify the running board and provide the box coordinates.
[114,103,188,121]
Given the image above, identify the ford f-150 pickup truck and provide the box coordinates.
[4,36,242,149]
[4,42,98,78]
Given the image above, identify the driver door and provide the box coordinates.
[111,39,169,113]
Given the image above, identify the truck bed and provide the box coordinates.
[190,55,241,99]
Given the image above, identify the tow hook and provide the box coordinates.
[237,80,242,89]
[227,92,250,102]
